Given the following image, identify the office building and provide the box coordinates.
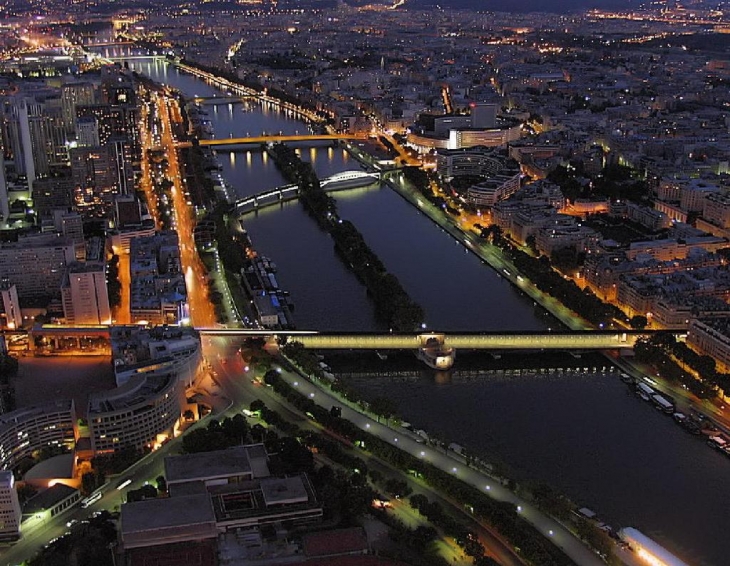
[0,471,21,541]
[75,104,140,159]
[61,82,96,133]
[70,144,132,216]
[32,175,74,220]
[75,116,100,147]
[0,400,76,470]
[0,280,21,330]
[0,233,76,299]
[2,95,67,189]
[61,262,111,325]
[129,233,188,325]
[87,370,185,454]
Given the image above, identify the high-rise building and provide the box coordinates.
[0,471,21,541]
[32,175,74,220]
[55,211,84,242]
[0,233,76,299]
[101,69,137,107]
[0,280,21,330]
[2,95,68,189]
[0,153,8,224]
[70,145,128,215]
[75,104,140,160]
[61,262,111,325]
[61,82,96,133]
[75,116,100,147]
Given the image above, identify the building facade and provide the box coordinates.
[0,471,21,541]
[61,262,111,325]
[0,400,76,470]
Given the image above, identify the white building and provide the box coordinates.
[61,262,111,326]
[0,281,22,330]
[0,471,21,541]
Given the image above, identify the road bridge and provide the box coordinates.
[176,134,365,149]
[197,328,674,351]
[83,41,135,47]
[193,96,255,105]
[233,170,381,214]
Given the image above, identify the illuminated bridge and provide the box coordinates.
[197,329,672,351]
[192,96,255,105]
[176,134,365,149]
[234,170,381,214]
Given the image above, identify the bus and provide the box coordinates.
[651,394,675,414]
[81,492,102,508]
[635,382,655,401]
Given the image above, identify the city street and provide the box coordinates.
[154,94,218,327]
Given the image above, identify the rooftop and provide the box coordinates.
[165,445,264,485]
[22,484,77,515]
[121,494,218,549]
[260,475,309,506]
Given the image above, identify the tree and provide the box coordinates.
[183,409,195,421]
[369,396,397,422]
[81,472,97,496]
[629,315,648,329]
[16,483,38,504]
[156,475,167,493]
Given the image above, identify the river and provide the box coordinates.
[120,51,728,565]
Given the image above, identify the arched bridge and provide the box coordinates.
[176,134,365,149]
[197,328,677,351]
[233,170,382,214]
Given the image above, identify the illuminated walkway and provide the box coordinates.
[196,329,673,351]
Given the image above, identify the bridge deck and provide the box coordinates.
[197,329,662,350]
[176,134,364,149]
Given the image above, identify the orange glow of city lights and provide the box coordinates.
[636,548,669,566]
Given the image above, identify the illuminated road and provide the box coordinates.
[113,251,131,324]
[152,92,217,327]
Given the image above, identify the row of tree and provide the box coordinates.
[634,332,728,399]
[481,225,625,327]
[402,167,459,216]
[268,143,424,331]
[106,254,121,308]
[181,414,250,454]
